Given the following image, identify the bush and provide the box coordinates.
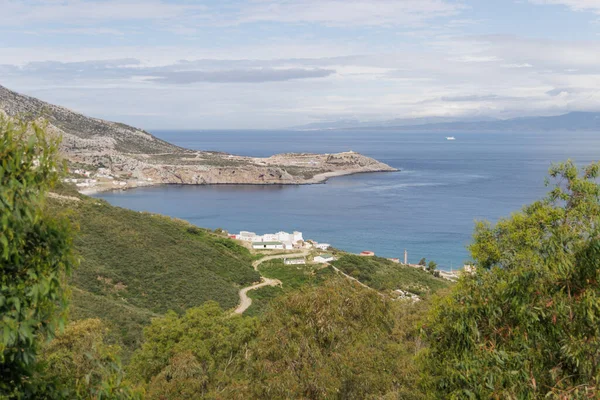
[39,319,141,399]
[421,161,600,399]
[0,117,76,396]
[129,302,259,398]
[240,279,427,399]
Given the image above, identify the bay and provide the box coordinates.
[94,130,600,270]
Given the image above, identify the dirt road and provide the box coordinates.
[233,250,309,315]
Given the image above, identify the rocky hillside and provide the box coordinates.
[0,84,180,154]
[0,84,396,192]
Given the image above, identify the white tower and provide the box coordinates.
[404,249,408,265]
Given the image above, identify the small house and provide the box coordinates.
[284,257,306,265]
[360,251,375,257]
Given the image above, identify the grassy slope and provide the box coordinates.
[48,185,259,354]
[332,254,449,296]
[246,259,334,316]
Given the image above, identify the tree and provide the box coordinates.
[240,279,425,399]
[426,260,437,273]
[421,161,600,399]
[0,117,76,396]
[39,319,141,399]
[129,301,259,399]
[418,258,427,266]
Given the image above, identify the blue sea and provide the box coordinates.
[95,130,600,270]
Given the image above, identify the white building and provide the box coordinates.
[238,231,257,242]
[315,243,330,250]
[237,231,303,249]
[314,254,335,263]
[252,241,284,250]
[284,257,306,265]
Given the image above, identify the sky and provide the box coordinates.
[1,0,600,129]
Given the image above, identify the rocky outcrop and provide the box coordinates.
[0,84,396,192]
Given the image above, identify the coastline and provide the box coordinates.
[77,166,398,195]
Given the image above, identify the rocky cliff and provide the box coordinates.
[0,84,396,192]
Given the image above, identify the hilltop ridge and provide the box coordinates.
[0,84,395,192]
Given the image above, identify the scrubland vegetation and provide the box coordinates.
[246,259,334,316]
[49,182,259,356]
[2,118,600,399]
[332,254,448,295]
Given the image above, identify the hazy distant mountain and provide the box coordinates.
[290,116,498,130]
[291,112,600,132]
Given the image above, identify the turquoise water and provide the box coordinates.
[95,130,600,270]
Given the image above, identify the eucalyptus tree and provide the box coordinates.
[422,161,600,399]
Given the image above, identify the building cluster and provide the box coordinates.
[233,231,304,250]
[63,177,97,188]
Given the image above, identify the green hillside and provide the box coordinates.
[46,185,448,357]
[332,254,449,296]
[246,259,334,316]
[48,186,259,353]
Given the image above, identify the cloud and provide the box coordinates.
[452,55,501,63]
[150,68,336,83]
[502,63,533,68]
[0,0,208,26]
[234,0,467,27]
[441,94,499,102]
[0,59,335,84]
[1,0,465,29]
[529,0,600,13]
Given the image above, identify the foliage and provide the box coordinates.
[66,198,259,313]
[0,117,76,396]
[39,318,141,399]
[421,161,600,399]
[418,257,427,266]
[246,285,285,317]
[238,279,427,399]
[426,260,437,272]
[68,288,157,363]
[332,254,448,295]
[46,193,259,355]
[261,259,333,289]
[246,259,334,316]
[128,302,258,399]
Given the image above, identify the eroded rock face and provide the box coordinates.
[0,84,396,191]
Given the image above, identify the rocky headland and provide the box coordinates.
[0,84,396,192]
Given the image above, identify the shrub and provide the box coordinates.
[0,117,76,396]
[421,161,600,399]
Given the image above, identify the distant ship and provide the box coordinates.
[446,136,456,141]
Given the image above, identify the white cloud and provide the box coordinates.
[0,0,208,26]
[2,1,600,128]
[452,55,501,63]
[530,0,600,13]
[0,0,465,28]
[502,63,534,68]
[226,0,466,27]
[4,33,600,128]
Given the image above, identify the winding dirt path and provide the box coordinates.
[233,250,309,315]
